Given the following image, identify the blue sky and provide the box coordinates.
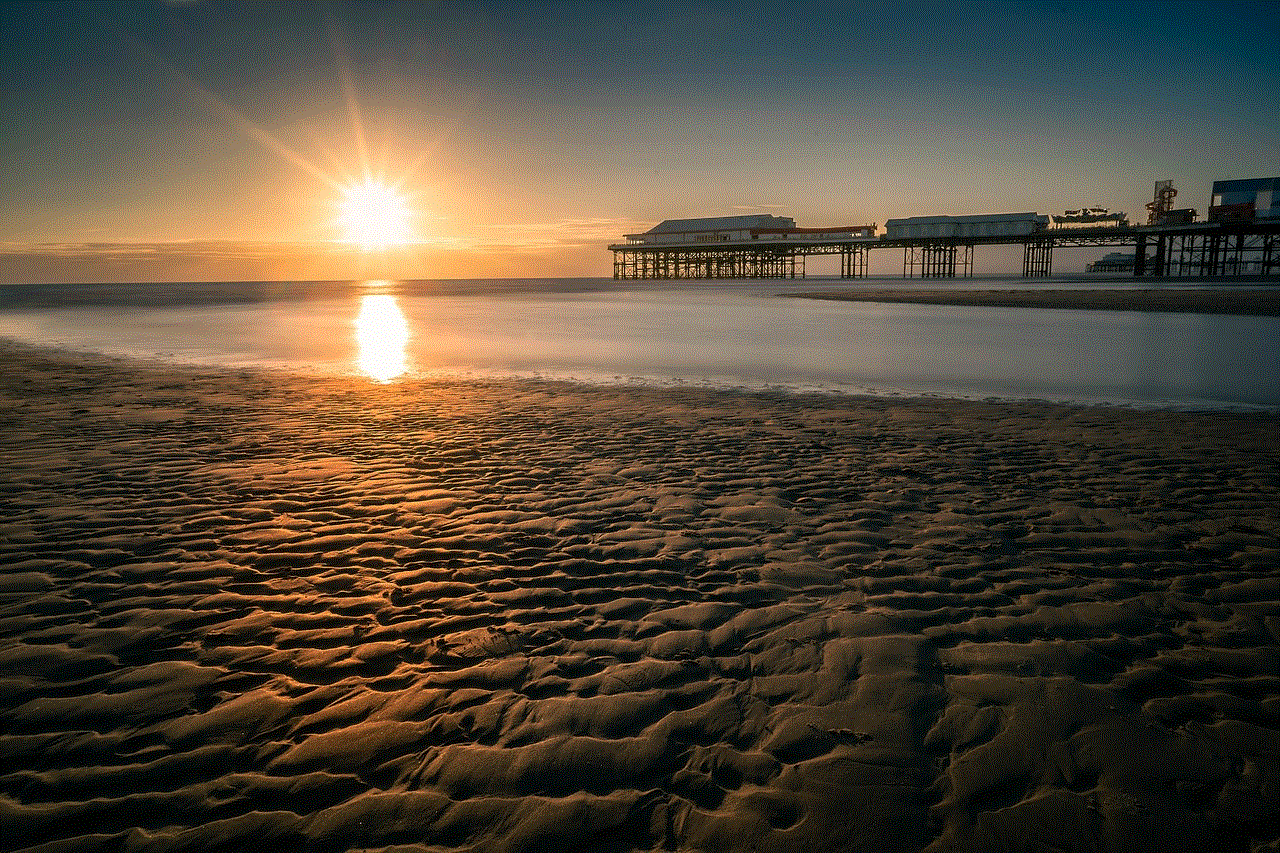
[2,0,1277,279]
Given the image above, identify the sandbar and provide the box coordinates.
[785,287,1280,315]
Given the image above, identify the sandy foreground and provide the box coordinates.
[1,341,1277,853]
[784,288,1280,316]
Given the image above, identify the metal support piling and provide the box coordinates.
[840,245,867,278]
[903,243,972,278]
[1022,239,1053,277]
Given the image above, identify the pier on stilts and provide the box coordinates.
[609,181,1280,280]
[610,216,877,281]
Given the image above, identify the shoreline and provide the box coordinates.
[3,339,1275,415]
[784,287,1280,315]
[2,341,1277,853]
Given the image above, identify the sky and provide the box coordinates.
[2,0,1278,282]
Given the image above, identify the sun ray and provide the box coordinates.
[113,14,431,252]
[101,22,344,190]
[324,11,373,183]
[164,57,341,190]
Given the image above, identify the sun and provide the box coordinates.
[336,179,417,249]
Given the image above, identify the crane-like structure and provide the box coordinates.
[1146,180,1177,224]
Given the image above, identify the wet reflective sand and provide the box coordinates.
[1,278,1277,408]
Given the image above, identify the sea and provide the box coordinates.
[1,277,1277,410]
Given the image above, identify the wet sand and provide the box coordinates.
[1,340,1277,853]
[786,288,1280,315]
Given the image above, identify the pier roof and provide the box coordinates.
[646,214,795,233]
[883,212,1047,226]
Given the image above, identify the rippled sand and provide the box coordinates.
[1,341,1276,852]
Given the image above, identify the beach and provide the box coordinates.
[1,340,1277,853]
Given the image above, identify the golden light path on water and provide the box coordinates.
[353,284,410,382]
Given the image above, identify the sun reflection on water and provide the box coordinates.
[354,289,410,382]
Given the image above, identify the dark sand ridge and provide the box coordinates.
[783,288,1280,316]
[0,340,1276,853]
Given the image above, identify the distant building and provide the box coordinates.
[1051,208,1129,227]
[1209,177,1280,222]
[622,215,875,246]
[1087,252,1135,273]
[624,215,795,245]
[883,212,1049,239]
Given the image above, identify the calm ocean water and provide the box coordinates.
[1,277,1277,410]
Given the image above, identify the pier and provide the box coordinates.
[610,181,1280,280]
[611,219,1280,280]
[610,215,875,280]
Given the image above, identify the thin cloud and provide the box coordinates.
[474,218,650,251]
[0,240,432,284]
[1,240,325,260]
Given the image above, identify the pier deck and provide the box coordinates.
[609,221,1280,280]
